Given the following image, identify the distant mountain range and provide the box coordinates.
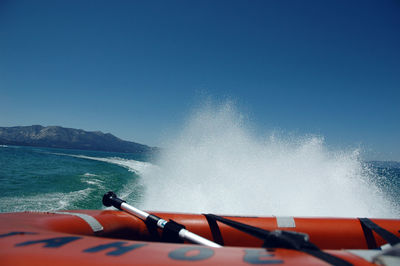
[0,125,155,153]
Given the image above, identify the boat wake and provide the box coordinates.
[43,102,400,218]
[1,188,93,212]
[139,102,400,218]
[51,153,156,176]
[50,152,158,205]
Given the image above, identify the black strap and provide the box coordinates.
[359,218,378,249]
[204,214,271,240]
[204,214,224,246]
[304,249,353,266]
[204,214,352,266]
[359,218,400,247]
[262,229,318,250]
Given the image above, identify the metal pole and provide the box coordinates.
[103,191,222,248]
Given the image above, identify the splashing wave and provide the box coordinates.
[140,102,399,217]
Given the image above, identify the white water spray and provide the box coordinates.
[141,102,398,217]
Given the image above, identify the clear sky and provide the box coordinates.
[1,0,399,160]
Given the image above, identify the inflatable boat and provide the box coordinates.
[0,192,399,265]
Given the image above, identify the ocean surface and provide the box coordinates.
[1,144,399,218]
[0,145,157,212]
[1,102,399,218]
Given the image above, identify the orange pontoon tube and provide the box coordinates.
[0,192,399,265]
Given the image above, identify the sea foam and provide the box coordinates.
[140,102,399,218]
[53,153,156,176]
[1,188,93,212]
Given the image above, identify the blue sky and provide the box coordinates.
[1,0,399,160]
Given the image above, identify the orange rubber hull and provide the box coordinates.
[1,210,398,265]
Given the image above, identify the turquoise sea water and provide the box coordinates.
[1,144,399,217]
[0,145,152,211]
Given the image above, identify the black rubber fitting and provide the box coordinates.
[102,191,125,210]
